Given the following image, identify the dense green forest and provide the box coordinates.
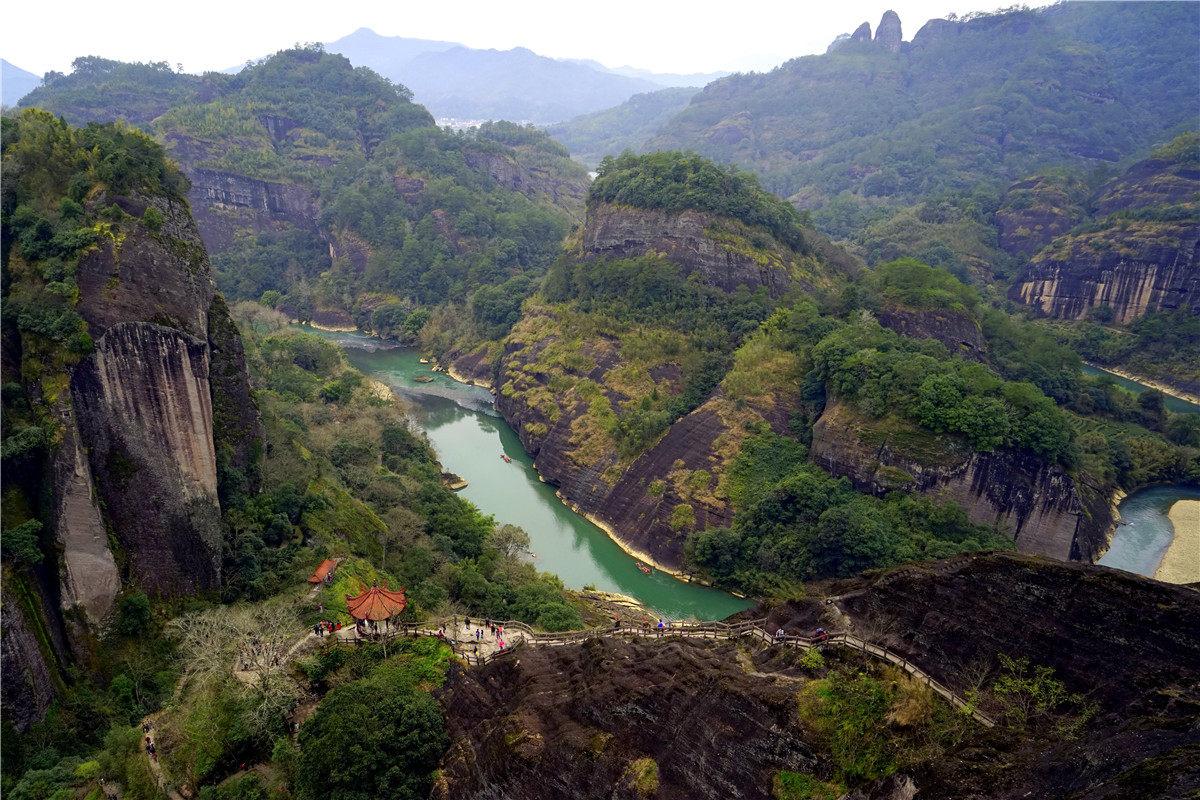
[544,86,698,169]
[20,47,589,353]
[649,3,1197,206]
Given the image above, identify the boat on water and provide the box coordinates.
[636,562,652,575]
[501,454,512,463]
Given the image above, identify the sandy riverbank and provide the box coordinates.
[1155,500,1200,584]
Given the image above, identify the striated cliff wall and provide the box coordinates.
[1007,150,1200,323]
[52,422,121,622]
[809,402,1112,562]
[163,132,321,254]
[581,203,807,298]
[70,322,223,595]
[0,579,66,733]
[1009,221,1199,323]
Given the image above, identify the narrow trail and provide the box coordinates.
[243,615,996,727]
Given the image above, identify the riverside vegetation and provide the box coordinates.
[4,11,1199,798]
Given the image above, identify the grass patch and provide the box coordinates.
[625,757,659,797]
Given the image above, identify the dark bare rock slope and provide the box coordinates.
[832,552,1200,799]
[434,553,1200,799]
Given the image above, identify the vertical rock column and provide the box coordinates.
[70,322,223,596]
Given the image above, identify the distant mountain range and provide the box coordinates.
[2,59,41,107]
[321,28,726,123]
[552,4,1198,207]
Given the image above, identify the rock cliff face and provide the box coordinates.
[463,149,587,223]
[581,203,809,298]
[1008,152,1200,322]
[487,309,795,572]
[1009,221,1199,323]
[809,403,1112,562]
[2,184,261,729]
[434,638,823,800]
[874,11,903,53]
[164,131,321,254]
[55,193,261,600]
[875,305,988,363]
[830,553,1200,799]
[0,579,67,733]
[994,176,1083,256]
[70,322,223,595]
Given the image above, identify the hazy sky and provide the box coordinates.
[4,0,1054,78]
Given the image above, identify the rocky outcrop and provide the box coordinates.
[52,422,120,622]
[809,403,1112,562]
[70,322,223,596]
[1009,221,1200,323]
[463,149,587,223]
[581,203,808,298]
[876,305,988,362]
[1007,150,1200,322]
[0,579,64,733]
[850,22,873,43]
[433,553,1200,798]
[994,176,1083,256]
[434,638,822,800]
[830,553,1200,799]
[163,132,320,254]
[493,309,795,572]
[910,18,963,48]
[1094,155,1200,216]
[52,192,258,610]
[875,11,903,53]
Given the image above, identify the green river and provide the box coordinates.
[303,327,752,621]
[1080,364,1200,415]
[299,327,1199,601]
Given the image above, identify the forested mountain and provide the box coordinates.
[545,87,700,169]
[647,3,1197,208]
[20,47,590,353]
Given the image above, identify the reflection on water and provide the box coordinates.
[299,326,751,620]
[1080,365,1200,415]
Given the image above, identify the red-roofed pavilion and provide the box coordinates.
[307,558,339,584]
[346,581,407,622]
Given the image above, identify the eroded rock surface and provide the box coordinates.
[581,203,806,298]
[434,554,1200,799]
[435,638,823,800]
[810,403,1112,562]
[876,305,988,363]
